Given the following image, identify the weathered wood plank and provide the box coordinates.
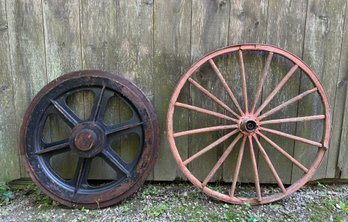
[7,0,48,178]
[337,4,348,179]
[153,0,191,180]
[42,0,82,179]
[0,0,20,181]
[80,0,117,179]
[189,0,230,182]
[261,0,307,184]
[293,0,347,182]
[115,0,154,179]
[223,0,268,183]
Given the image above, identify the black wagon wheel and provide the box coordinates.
[20,70,159,208]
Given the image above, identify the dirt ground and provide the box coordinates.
[0,181,347,222]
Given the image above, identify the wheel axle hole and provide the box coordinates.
[246,120,256,131]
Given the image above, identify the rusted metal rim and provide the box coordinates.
[20,70,159,209]
[167,44,331,204]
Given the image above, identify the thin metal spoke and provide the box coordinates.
[50,99,81,127]
[257,132,308,173]
[258,88,318,120]
[188,77,240,118]
[202,134,243,186]
[260,115,325,125]
[183,129,239,166]
[35,140,70,156]
[106,121,143,136]
[174,124,238,138]
[260,127,322,147]
[73,157,92,194]
[229,136,247,198]
[254,65,298,116]
[251,52,273,113]
[238,50,248,113]
[90,86,114,121]
[252,135,287,194]
[248,136,262,201]
[208,59,244,115]
[175,102,238,123]
[100,147,131,177]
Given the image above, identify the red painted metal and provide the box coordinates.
[167,44,331,204]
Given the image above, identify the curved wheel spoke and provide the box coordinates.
[202,134,243,186]
[188,78,240,118]
[259,88,318,120]
[248,136,262,201]
[50,99,81,127]
[73,157,92,193]
[257,132,308,173]
[251,52,273,113]
[229,136,247,198]
[183,129,239,166]
[260,127,322,147]
[208,59,243,115]
[35,139,70,156]
[90,85,115,121]
[100,147,131,177]
[174,125,237,138]
[255,65,298,116]
[252,135,286,194]
[238,50,248,113]
[260,115,325,125]
[175,102,238,123]
[106,120,143,136]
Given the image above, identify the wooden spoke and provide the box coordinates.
[207,60,243,116]
[174,125,238,138]
[183,129,239,166]
[248,136,262,201]
[258,88,318,120]
[252,135,287,194]
[229,136,247,198]
[251,52,273,113]
[257,132,308,173]
[254,65,298,116]
[188,78,240,118]
[202,134,243,186]
[175,102,238,123]
[260,127,322,147]
[238,50,248,113]
[260,115,325,125]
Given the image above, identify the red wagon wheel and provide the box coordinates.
[167,44,331,204]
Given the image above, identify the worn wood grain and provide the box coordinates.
[80,0,117,179]
[223,0,268,183]
[6,0,48,178]
[293,0,347,182]
[115,0,154,180]
[189,0,230,181]
[0,0,20,181]
[337,4,348,179]
[153,0,191,180]
[261,0,307,185]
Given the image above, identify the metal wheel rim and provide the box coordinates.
[20,70,159,208]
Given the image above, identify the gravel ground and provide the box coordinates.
[0,181,347,222]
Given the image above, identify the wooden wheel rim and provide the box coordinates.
[20,70,160,209]
[167,44,331,204]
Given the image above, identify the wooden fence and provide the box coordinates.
[0,0,347,183]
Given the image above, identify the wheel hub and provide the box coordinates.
[239,117,258,133]
[70,122,106,158]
